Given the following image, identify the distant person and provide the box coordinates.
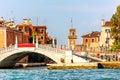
[84,51,88,60]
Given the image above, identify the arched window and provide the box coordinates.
[19,26,23,31]
[41,30,44,33]
[92,39,94,42]
[85,39,88,43]
[41,36,44,40]
[71,32,74,36]
[25,27,29,32]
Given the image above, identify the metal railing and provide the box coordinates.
[74,52,105,62]
[38,44,65,54]
[0,45,16,54]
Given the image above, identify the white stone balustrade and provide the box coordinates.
[38,44,65,54]
[0,45,16,54]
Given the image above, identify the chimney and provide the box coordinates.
[101,19,105,26]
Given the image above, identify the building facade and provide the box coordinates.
[81,31,101,52]
[100,19,113,52]
[33,26,47,44]
[0,18,54,49]
[16,19,52,45]
[0,26,31,49]
[0,27,6,49]
[6,28,23,46]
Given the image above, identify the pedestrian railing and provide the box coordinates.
[0,44,66,54]
[38,44,65,54]
[0,45,16,54]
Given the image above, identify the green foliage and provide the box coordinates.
[110,5,120,45]
[110,44,120,52]
[117,5,120,16]
[32,29,37,39]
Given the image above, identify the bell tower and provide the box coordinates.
[67,19,77,49]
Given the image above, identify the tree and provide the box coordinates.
[111,5,120,45]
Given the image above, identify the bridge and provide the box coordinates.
[0,43,90,68]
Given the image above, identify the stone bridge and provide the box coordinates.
[0,44,87,68]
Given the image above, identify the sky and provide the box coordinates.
[0,0,120,45]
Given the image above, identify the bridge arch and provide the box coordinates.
[0,49,64,68]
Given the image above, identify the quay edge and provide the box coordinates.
[47,63,98,69]
[47,62,120,69]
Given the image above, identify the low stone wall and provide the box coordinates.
[47,63,98,69]
[98,62,120,69]
[47,62,120,69]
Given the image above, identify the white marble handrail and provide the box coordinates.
[38,44,65,54]
[0,44,66,54]
[0,45,16,54]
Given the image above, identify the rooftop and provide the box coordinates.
[81,31,100,38]
[103,21,111,27]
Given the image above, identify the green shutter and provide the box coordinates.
[105,29,110,33]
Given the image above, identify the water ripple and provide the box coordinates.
[0,68,120,80]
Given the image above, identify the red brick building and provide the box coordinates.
[0,18,55,63]
[15,19,53,45]
[0,18,53,48]
[6,28,23,46]
[0,26,25,49]
[32,26,47,44]
[16,25,50,45]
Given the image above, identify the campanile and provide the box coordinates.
[67,28,77,50]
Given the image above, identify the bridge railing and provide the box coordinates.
[38,44,65,54]
[0,45,16,54]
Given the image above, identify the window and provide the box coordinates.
[105,29,110,33]
[41,36,44,40]
[25,27,29,32]
[92,39,94,42]
[97,38,99,42]
[71,32,74,36]
[19,28,22,31]
[41,30,44,34]
[19,27,23,31]
[85,39,88,43]
[38,38,40,41]
[106,38,109,43]
[37,29,40,33]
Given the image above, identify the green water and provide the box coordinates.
[0,67,120,80]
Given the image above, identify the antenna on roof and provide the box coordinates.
[37,17,38,26]
[102,14,105,19]
[43,19,46,26]
[71,18,73,28]
[10,10,15,24]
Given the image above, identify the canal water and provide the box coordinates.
[0,67,120,80]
